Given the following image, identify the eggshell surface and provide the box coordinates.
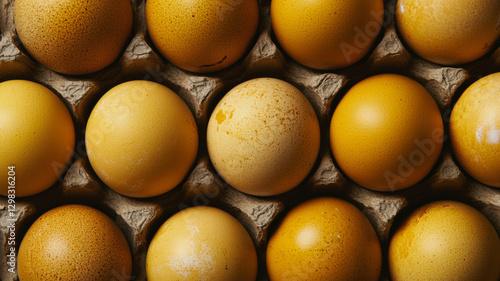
[146,0,259,73]
[271,0,384,70]
[396,0,500,65]
[146,206,258,281]
[330,74,444,191]
[266,197,381,281]
[389,200,500,281]
[85,80,198,198]
[17,204,132,281]
[14,0,133,75]
[450,72,500,187]
[207,78,320,196]
[0,80,75,197]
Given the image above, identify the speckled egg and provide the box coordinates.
[389,200,500,281]
[271,0,384,70]
[396,0,500,65]
[18,204,132,281]
[14,0,133,75]
[266,197,382,280]
[146,0,259,73]
[85,80,198,198]
[146,206,258,281]
[450,72,500,187]
[330,74,444,191]
[206,78,320,196]
[0,80,75,197]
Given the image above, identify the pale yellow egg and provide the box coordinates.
[207,78,320,196]
[146,206,258,281]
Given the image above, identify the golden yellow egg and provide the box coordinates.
[389,201,500,281]
[330,74,444,191]
[18,205,132,281]
[14,0,133,75]
[146,206,258,281]
[450,72,500,187]
[206,78,320,196]
[271,0,384,70]
[146,0,259,73]
[396,0,500,65]
[0,80,75,197]
[85,80,198,198]
[266,197,381,280]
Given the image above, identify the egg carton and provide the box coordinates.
[1,0,499,280]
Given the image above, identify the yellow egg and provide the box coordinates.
[146,0,259,73]
[330,74,443,191]
[206,78,320,196]
[271,0,384,70]
[14,0,133,75]
[0,80,75,197]
[450,72,500,187]
[18,205,132,281]
[389,201,500,281]
[266,197,381,280]
[396,0,500,65]
[146,206,258,281]
[85,80,198,198]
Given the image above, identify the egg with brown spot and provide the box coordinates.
[389,200,500,281]
[14,0,133,75]
[206,78,320,196]
[266,197,382,280]
[450,72,500,187]
[18,204,132,281]
[146,0,259,73]
[85,80,198,198]
[146,206,257,281]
